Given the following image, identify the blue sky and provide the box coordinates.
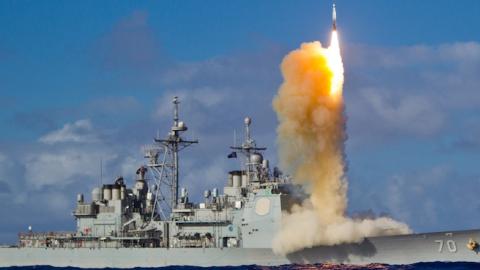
[0,0,480,243]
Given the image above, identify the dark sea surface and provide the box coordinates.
[2,263,480,270]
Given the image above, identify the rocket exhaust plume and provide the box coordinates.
[272,26,411,254]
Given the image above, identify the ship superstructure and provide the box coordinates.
[18,97,296,250]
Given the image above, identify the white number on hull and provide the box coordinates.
[435,240,457,253]
[447,240,457,252]
[435,240,443,252]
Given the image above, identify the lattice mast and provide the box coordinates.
[145,97,197,218]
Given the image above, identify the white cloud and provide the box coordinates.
[39,119,99,144]
[154,87,227,120]
[0,152,15,191]
[93,10,164,71]
[118,155,145,183]
[24,148,117,189]
[361,88,444,136]
[159,62,202,85]
[0,153,7,162]
[381,166,480,231]
[347,42,480,69]
[439,42,480,63]
[182,155,231,199]
[0,152,13,173]
[345,42,480,145]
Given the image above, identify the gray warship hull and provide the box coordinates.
[1,229,479,268]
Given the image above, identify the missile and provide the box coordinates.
[332,3,337,30]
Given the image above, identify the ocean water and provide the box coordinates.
[2,263,480,270]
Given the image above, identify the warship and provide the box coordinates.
[0,96,479,268]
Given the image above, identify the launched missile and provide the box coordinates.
[332,3,337,30]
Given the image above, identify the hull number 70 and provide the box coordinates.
[435,240,457,253]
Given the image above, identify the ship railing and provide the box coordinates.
[18,233,166,249]
[18,231,76,239]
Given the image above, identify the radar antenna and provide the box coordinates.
[230,117,267,184]
[144,96,198,219]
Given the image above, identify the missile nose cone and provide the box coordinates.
[332,3,337,30]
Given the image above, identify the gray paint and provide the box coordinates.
[1,230,480,267]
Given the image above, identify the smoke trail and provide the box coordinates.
[272,33,411,255]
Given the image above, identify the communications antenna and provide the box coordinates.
[230,117,267,182]
[144,97,198,219]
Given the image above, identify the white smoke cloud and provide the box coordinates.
[273,200,411,254]
[272,40,411,254]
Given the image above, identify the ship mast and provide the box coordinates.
[230,117,266,183]
[145,96,197,217]
[156,96,198,209]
